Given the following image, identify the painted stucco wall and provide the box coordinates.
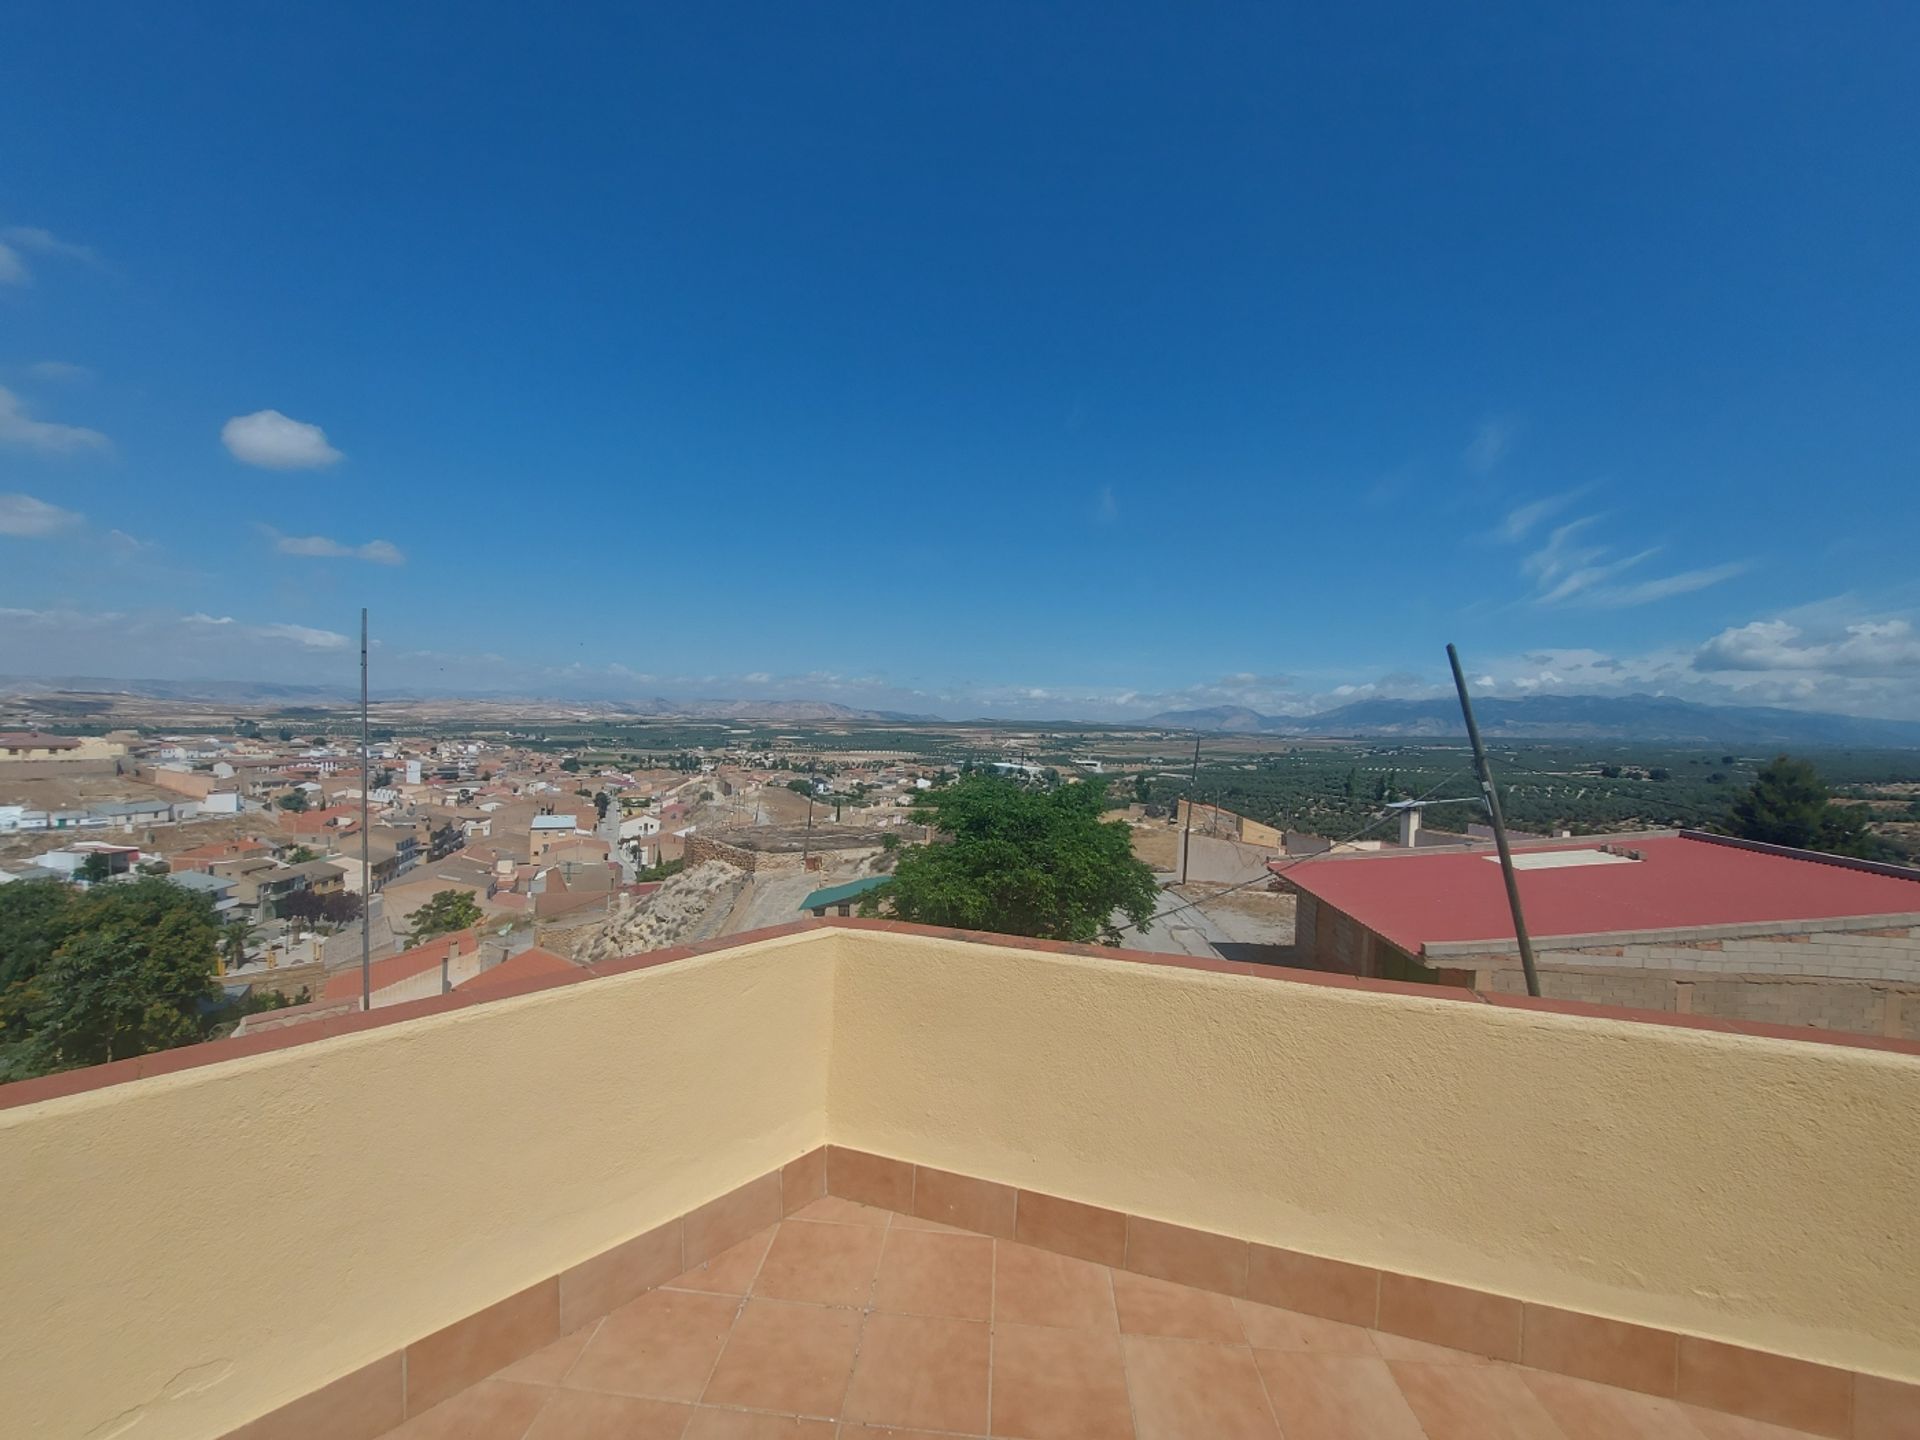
[828,927,1920,1382]
[7,922,1920,1440]
[0,930,832,1440]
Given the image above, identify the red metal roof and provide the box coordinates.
[1272,833,1920,952]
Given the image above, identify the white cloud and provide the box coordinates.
[0,492,84,537]
[268,529,405,565]
[1513,512,1744,609]
[27,360,93,384]
[1095,486,1119,525]
[222,409,344,469]
[0,226,101,286]
[1496,487,1583,543]
[1464,417,1518,475]
[1695,618,1920,676]
[0,385,112,455]
[184,613,349,649]
[104,528,152,554]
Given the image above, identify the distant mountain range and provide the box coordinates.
[0,675,937,724]
[1145,694,1920,746]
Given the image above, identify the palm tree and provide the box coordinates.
[223,919,259,972]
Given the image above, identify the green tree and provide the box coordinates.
[1726,755,1883,859]
[276,790,310,813]
[593,791,611,821]
[407,889,484,943]
[1,878,222,1077]
[223,918,259,970]
[278,727,294,742]
[861,776,1158,945]
[78,852,113,884]
[560,757,582,773]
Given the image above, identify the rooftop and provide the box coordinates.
[1273,830,1920,951]
[796,874,891,912]
[3,920,1915,1440]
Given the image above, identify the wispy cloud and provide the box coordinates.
[0,492,85,537]
[264,526,405,565]
[0,385,111,455]
[1509,511,1745,609]
[1095,485,1119,525]
[222,409,343,469]
[0,225,102,287]
[1495,487,1584,543]
[27,360,93,384]
[1464,416,1518,476]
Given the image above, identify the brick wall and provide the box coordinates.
[683,834,759,874]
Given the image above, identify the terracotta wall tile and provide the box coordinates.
[1678,1338,1853,1438]
[1521,1303,1677,1396]
[1124,1215,1248,1297]
[1015,1189,1128,1268]
[1247,1244,1380,1328]
[222,1352,404,1440]
[912,1166,1016,1238]
[1376,1274,1521,1362]
[1856,1373,1920,1440]
[404,1278,559,1415]
[826,1146,914,1211]
[782,1147,827,1215]
[559,1220,682,1333]
[683,1173,783,1268]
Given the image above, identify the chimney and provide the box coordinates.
[1398,807,1421,847]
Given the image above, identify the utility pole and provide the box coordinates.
[802,792,815,864]
[1447,643,1540,997]
[1179,738,1200,885]
[360,608,372,1013]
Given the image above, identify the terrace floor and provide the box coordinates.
[389,1197,1824,1440]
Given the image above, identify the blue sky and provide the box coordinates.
[4,4,1919,719]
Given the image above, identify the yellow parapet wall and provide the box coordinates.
[0,930,833,1440]
[829,925,1920,1383]
[3,921,1917,1440]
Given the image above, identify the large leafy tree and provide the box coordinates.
[1726,755,1883,859]
[864,776,1159,945]
[0,877,222,1077]
[407,889,484,944]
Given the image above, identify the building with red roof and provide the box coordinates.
[1269,829,1920,1040]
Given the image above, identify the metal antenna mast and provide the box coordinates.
[1447,643,1540,997]
[360,608,372,1012]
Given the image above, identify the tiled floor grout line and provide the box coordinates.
[1108,1262,1148,1440]
[679,1219,781,1433]
[985,1236,998,1436]
[548,1314,605,1390]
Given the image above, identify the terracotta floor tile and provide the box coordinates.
[1252,1351,1425,1440]
[991,1322,1135,1440]
[889,1211,971,1234]
[667,1225,777,1296]
[1387,1360,1568,1440]
[1111,1269,1244,1343]
[994,1242,1117,1331]
[841,1312,991,1434]
[1678,1338,1852,1437]
[407,1280,560,1414]
[1520,1369,1712,1440]
[1684,1407,1833,1440]
[563,1287,741,1402]
[1368,1331,1492,1365]
[496,1323,599,1385]
[870,1227,993,1321]
[753,1218,888,1307]
[387,1379,553,1440]
[521,1388,691,1440]
[1121,1336,1280,1440]
[1233,1299,1376,1354]
[683,1407,838,1439]
[685,1174,784,1269]
[789,1194,892,1227]
[701,1298,864,1417]
[1015,1190,1129,1269]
